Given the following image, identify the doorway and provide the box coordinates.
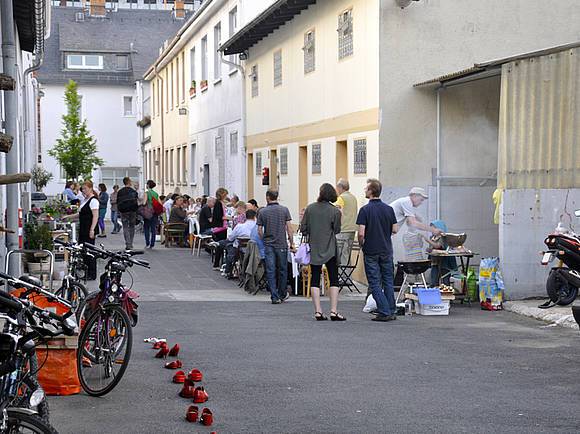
[247,153,254,199]
[299,145,308,212]
[203,164,210,196]
[269,149,278,190]
[336,140,348,182]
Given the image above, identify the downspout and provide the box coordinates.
[154,66,165,195]
[2,0,21,275]
[436,87,441,220]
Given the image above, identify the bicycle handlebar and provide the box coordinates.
[82,243,150,269]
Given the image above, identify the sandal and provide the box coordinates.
[314,312,328,321]
[330,311,347,322]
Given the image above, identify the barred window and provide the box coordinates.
[312,143,321,174]
[273,50,282,87]
[353,138,367,174]
[214,136,222,158]
[255,151,262,174]
[250,64,259,97]
[280,147,288,175]
[338,9,353,59]
[230,131,238,155]
[303,30,315,74]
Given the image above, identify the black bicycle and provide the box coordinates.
[75,243,149,397]
[53,239,89,312]
[0,273,77,433]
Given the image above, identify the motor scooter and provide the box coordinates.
[539,209,580,309]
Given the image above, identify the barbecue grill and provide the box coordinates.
[395,260,431,304]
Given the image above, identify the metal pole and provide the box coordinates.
[436,87,441,220]
[2,0,21,276]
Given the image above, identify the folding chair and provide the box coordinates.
[191,219,213,256]
[164,223,187,248]
[338,241,361,293]
[234,237,251,281]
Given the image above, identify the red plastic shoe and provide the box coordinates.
[193,386,209,404]
[164,360,183,369]
[185,405,199,423]
[179,379,195,398]
[173,370,186,383]
[188,368,203,382]
[168,344,180,357]
[152,341,167,350]
[200,408,213,426]
[155,346,170,359]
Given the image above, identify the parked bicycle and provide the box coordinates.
[53,239,89,312]
[0,272,77,433]
[74,243,149,396]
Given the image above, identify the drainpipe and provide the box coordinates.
[436,87,441,220]
[154,66,165,195]
[2,0,21,275]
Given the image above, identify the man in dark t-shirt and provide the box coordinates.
[356,178,399,322]
[198,197,215,235]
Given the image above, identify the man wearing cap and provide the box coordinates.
[390,187,442,260]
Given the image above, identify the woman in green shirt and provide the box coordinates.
[144,180,160,248]
[300,183,345,321]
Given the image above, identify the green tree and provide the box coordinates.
[48,80,104,181]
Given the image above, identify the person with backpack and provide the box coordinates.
[116,177,139,250]
[143,180,163,248]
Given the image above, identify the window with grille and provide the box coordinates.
[230,131,238,155]
[214,22,222,80]
[354,138,367,174]
[338,9,353,59]
[303,30,315,74]
[215,136,222,157]
[228,7,238,71]
[201,36,208,82]
[255,151,262,174]
[190,143,197,184]
[312,143,321,174]
[280,147,288,175]
[250,65,258,97]
[122,96,133,116]
[273,50,282,87]
[182,146,187,183]
[116,55,129,70]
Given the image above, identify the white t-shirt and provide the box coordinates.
[80,196,99,211]
[164,199,174,219]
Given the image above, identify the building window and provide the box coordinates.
[152,81,156,116]
[214,22,222,80]
[123,96,133,116]
[201,36,208,83]
[303,30,315,74]
[66,54,103,70]
[116,54,129,70]
[182,146,187,184]
[353,138,367,174]
[250,64,258,97]
[190,143,197,184]
[170,149,174,183]
[176,146,181,183]
[338,9,353,59]
[312,143,321,174]
[176,56,180,102]
[190,47,196,91]
[228,7,238,71]
[229,131,238,155]
[280,147,288,175]
[255,151,262,174]
[170,62,174,109]
[181,52,186,102]
[165,150,169,182]
[100,167,140,190]
[273,50,282,87]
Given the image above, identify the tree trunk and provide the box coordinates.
[0,173,32,185]
[0,133,13,153]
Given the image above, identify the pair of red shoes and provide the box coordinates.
[154,342,180,359]
[179,382,209,403]
[172,368,203,383]
[186,406,213,426]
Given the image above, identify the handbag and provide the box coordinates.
[138,204,154,220]
[295,243,311,265]
[152,197,164,216]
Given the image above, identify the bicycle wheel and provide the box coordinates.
[12,351,49,423]
[54,280,88,311]
[5,409,58,433]
[75,290,99,325]
[77,304,133,397]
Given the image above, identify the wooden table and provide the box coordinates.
[428,251,478,301]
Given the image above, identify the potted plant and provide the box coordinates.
[189,80,197,97]
[31,165,53,192]
[200,79,208,91]
[23,222,54,276]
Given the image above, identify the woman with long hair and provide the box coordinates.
[300,183,345,321]
[143,180,160,248]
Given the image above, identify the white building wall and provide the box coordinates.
[41,83,140,195]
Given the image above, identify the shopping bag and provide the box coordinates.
[479,257,504,310]
[363,294,377,313]
[295,243,311,265]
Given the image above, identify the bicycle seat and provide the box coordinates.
[18,275,43,288]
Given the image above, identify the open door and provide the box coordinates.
[299,145,308,212]
[203,164,210,196]
[336,140,348,183]
[247,153,254,199]
[269,149,278,190]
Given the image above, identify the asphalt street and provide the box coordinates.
[48,233,580,433]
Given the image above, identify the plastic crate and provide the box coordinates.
[415,300,450,316]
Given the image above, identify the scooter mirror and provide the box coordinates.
[575,209,580,218]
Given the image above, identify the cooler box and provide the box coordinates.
[415,288,450,316]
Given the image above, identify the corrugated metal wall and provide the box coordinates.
[498,47,580,189]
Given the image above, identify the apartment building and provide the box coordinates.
[144,0,274,197]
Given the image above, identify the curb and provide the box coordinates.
[503,301,579,330]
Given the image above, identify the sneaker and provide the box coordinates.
[271,299,282,305]
[281,293,290,302]
[372,314,397,322]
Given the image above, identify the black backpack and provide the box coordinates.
[117,187,138,213]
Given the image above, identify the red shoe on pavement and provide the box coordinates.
[173,371,186,384]
[179,380,195,398]
[165,360,183,369]
[188,368,203,382]
[168,344,180,357]
[193,386,209,404]
[155,346,170,359]
[200,408,213,426]
[185,405,199,423]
